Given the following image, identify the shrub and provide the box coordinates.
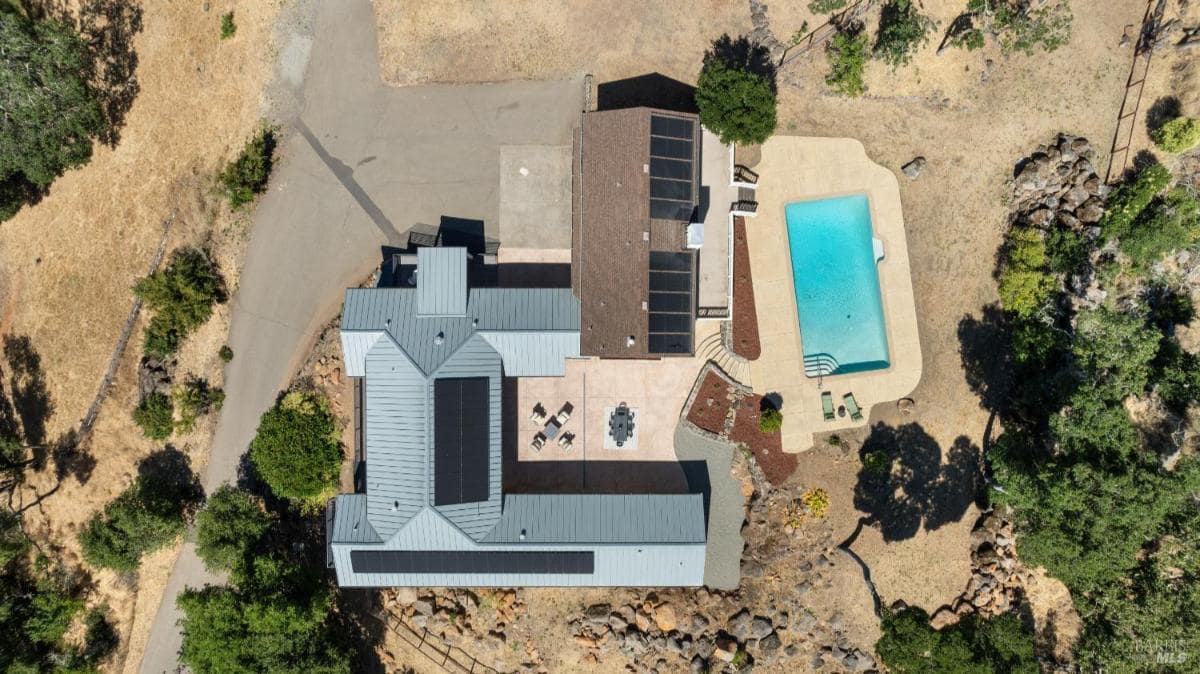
[249,391,341,506]
[874,0,934,67]
[220,125,277,209]
[195,486,271,578]
[1099,161,1171,242]
[0,14,109,222]
[825,24,869,97]
[135,248,225,357]
[997,227,1055,317]
[174,378,224,433]
[968,0,1073,54]
[218,345,234,362]
[802,488,830,518]
[219,12,236,39]
[1152,117,1200,153]
[79,452,202,572]
[808,0,848,12]
[863,450,891,476]
[132,391,175,440]
[876,607,1038,673]
[695,55,777,144]
[758,406,783,433]
[1119,187,1200,270]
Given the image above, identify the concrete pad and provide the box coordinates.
[499,144,573,249]
[698,129,736,312]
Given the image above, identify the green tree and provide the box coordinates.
[132,391,175,440]
[695,56,777,145]
[1152,116,1200,153]
[79,452,203,572]
[876,606,1038,673]
[134,248,225,357]
[195,485,271,578]
[249,391,341,507]
[997,227,1055,318]
[220,126,277,209]
[825,24,870,97]
[1071,308,1161,396]
[1118,187,1200,271]
[0,13,108,221]
[874,0,934,68]
[962,0,1073,54]
[0,508,28,568]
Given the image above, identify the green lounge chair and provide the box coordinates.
[821,392,835,421]
[844,393,863,421]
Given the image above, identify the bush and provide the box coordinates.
[968,0,1073,54]
[174,378,224,433]
[863,450,891,476]
[218,345,234,362]
[220,12,236,39]
[135,248,225,358]
[1099,161,1171,242]
[695,54,777,145]
[802,488,830,518]
[808,0,848,12]
[79,453,202,572]
[132,391,175,440]
[825,24,869,97]
[1152,116,1200,153]
[220,125,277,209]
[997,227,1055,317]
[758,406,783,433]
[195,486,271,578]
[876,607,1038,673]
[249,391,341,506]
[1119,187,1200,270]
[0,14,109,222]
[874,0,934,67]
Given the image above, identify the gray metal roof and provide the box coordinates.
[483,494,706,544]
[477,331,581,376]
[417,247,468,316]
[329,494,381,544]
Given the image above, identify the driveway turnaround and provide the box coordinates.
[137,0,583,670]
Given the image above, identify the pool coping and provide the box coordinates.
[745,137,922,452]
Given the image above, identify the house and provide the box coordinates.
[327,106,754,587]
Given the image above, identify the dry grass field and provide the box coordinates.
[0,1,282,669]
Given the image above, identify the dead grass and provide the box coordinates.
[0,1,281,670]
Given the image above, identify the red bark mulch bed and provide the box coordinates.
[686,370,736,436]
[729,393,797,486]
[683,367,797,486]
[730,217,761,361]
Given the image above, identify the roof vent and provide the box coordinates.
[391,500,399,511]
[519,528,527,541]
[472,318,479,327]
[434,331,445,345]
[626,335,635,348]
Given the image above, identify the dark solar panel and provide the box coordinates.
[350,550,595,575]
[649,292,691,312]
[650,178,693,201]
[650,251,694,272]
[649,333,693,354]
[649,157,692,181]
[649,313,692,333]
[651,115,695,139]
[650,136,693,160]
[649,271,693,292]
[650,199,694,220]
[433,377,490,506]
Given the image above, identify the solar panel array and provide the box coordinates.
[649,115,696,221]
[648,251,695,354]
[350,550,595,574]
[433,377,490,506]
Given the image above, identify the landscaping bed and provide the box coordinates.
[682,364,796,485]
[730,217,761,361]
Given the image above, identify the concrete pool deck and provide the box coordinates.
[746,137,922,452]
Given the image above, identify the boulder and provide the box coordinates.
[1027,208,1054,227]
[901,156,927,179]
[713,635,739,663]
[728,609,752,638]
[584,603,611,624]
[760,631,782,652]
[689,655,707,673]
[930,607,960,630]
[393,587,418,606]
[750,616,774,639]
[413,598,435,617]
[653,604,678,632]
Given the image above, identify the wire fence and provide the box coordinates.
[377,608,499,674]
[1105,0,1168,184]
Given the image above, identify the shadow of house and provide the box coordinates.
[596,73,699,114]
[853,422,984,542]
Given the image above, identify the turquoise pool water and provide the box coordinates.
[785,194,890,376]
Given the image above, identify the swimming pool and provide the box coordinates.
[784,194,890,377]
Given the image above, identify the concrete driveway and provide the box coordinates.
[137,0,582,670]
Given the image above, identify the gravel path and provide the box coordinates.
[673,424,743,590]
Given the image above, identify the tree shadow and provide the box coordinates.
[956,305,1016,419]
[4,334,53,456]
[853,423,984,542]
[136,446,204,514]
[1145,96,1181,135]
[705,34,777,94]
[51,428,95,484]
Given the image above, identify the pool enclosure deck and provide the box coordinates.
[746,137,921,452]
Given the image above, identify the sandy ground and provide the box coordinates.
[0,1,281,670]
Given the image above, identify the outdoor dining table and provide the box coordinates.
[543,417,562,440]
[609,407,632,446]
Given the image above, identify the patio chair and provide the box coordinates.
[821,392,835,421]
[530,434,546,452]
[530,404,547,425]
[843,393,863,422]
[555,403,572,425]
[558,433,573,451]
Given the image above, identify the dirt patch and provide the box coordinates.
[730,217,762,361]
[686,369,737,436]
